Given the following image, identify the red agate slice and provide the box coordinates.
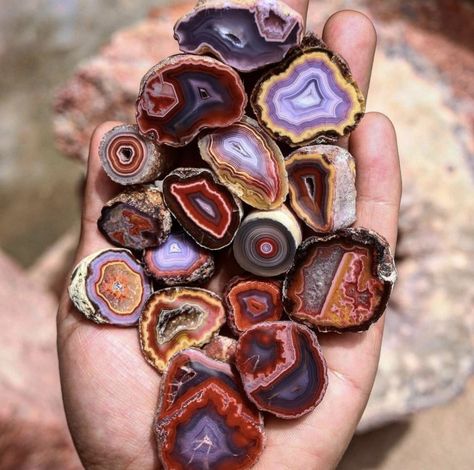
[163,168,243,250]
[251,35,365,146]
[233,206,302,277]
[97,186,172,250]
[286,145,356,233]
[198,116,288,210]
[235,321,327,419]
[139,287,226,372]
[283,228,397,333]
[174,0,304,72]
[68,248,151,326]
[136,54,246,147]
[155,348,265,470]
[224,276,283,335]
[98,124,166,185]
[203,335,237,363]
[144,230,215,286]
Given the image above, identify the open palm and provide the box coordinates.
[57,3,401,468]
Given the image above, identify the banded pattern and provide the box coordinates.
[155,348,264,470]
[136,54,246,147]
[163,168,243,250]
[224,276,283,335]
[286,145,356,233]
[174,0,303,72]
[235,321,328,418]
[252,44,365,146]
[139,287,226,372]
[233,207,302,277]
[68,248,151,326]
[284,229,397,332]
[98,124,165,185]
[199,116,288,209]
[144,231,215,285]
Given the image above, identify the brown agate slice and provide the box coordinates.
[97,186,172,250]
[286,145,356,233]
[174,0,304,72]
[233,206,302,277]
[68,248,151,326]
[156,348,265,470]
[283,228,397,333]
[144,230,215,286]
[235,321,328,419]
[163,168,243,250]
[203,335,237,363]
[98,124,166,185]
[251,35,365,146]
[198,116,288,210]
[139,287,226,372]
[136,54,246,147]
[224,276,283,335]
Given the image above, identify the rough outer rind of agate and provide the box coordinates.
[97,186,172,250]
[155,348,265,470]
[163,168,243,250]
[136,54,247,147]
[251,34,365,146]
[203,335,238,363]
[198,115,288,210]
[68,248,151,326]
[286,145,356,233]
[139,287,226,372]
[224,275,283,335]
[174,0,304,72]
[233,206,302,277]
[144,230,215,286]
[98,124,166,185]
[283,228,397,333]
[235,321,328,419]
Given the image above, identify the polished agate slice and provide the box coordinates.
[98,124,166,185]
[163,168,243,250]
[174,0,304,72]
[155,348,265,470]
[136,54,246,147]
[68,248,151,326]
[286,145,356,233]
[235,321,328,418]
[198,116,288,210]
[224,276,283,335]
[203,335,237,363]
[144,230,215,286]
[251,35,365,146]
[139,287,226,372]
[233,206,302,277]
[283,228,397,332]
[97,186,172,250]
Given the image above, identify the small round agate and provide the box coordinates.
[68,248,151,326]
[156,348,265,470]
[144,231,215,285]
[198,116,288,210]
[98,124,166,185]
[235,321,328,419]
[233,206,302,277]
[136,54,247,147]
[203,335,237,363]
[139,287,226,372]
[283,228,397,332]
[98,186,172,250]
[251,35,365,146]
[224,276,283,335]
[163,168,243,250]
[174,0,304,72]
[286,145,356,233]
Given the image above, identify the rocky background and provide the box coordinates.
[0,0,473,468]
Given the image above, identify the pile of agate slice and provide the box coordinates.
[68,0,396,468]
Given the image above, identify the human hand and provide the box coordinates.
[57,3,401,469]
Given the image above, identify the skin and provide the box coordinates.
[57,2,402,469]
